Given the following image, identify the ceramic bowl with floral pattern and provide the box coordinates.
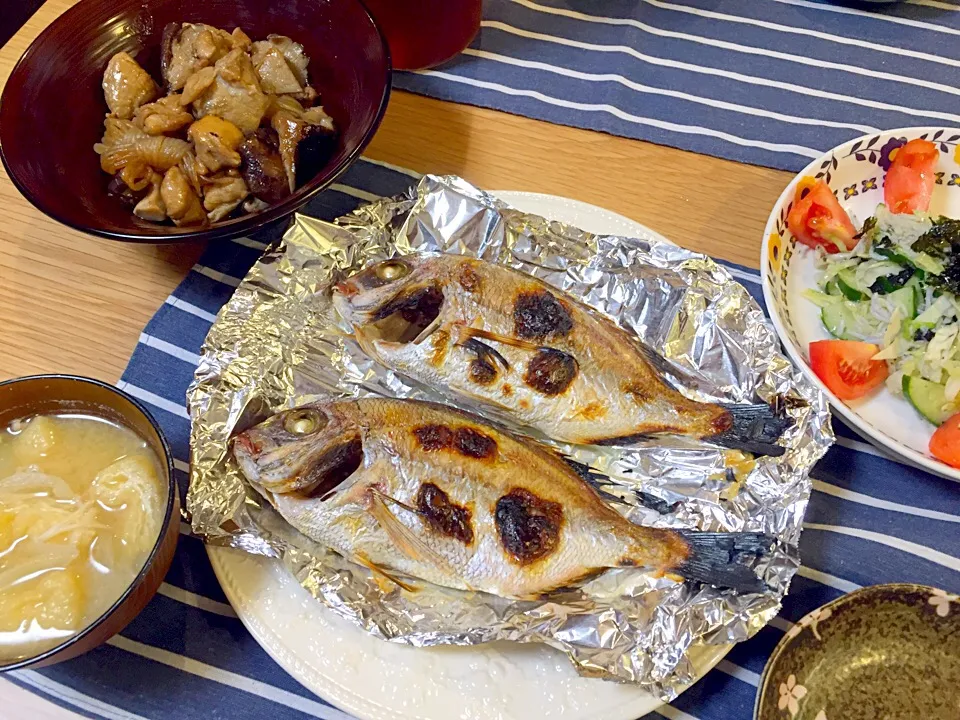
[761,127,960,482]
[755,583,960,720]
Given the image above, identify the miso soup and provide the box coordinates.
[0,414,166,663]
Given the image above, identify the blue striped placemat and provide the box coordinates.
[8,158,959,720]
[394,0,960,171]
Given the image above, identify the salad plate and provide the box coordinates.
[761,127,960,481]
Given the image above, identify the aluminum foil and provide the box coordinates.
[187,175,832,697]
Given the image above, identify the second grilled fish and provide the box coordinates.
[233,398,773,598]
[332,253,785,453]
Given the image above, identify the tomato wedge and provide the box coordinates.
[884,138,939,215]
[930,411,960,469]
[786,177,858,253]
[809,340,888,400]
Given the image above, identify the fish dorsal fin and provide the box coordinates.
[368,491,453,573]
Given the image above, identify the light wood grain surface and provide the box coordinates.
[0,0,792,716]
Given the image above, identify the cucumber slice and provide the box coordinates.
[836,269,867,301]
[875,246,914,267]
[887,284,917,320]
[903,375,957,425]
[821,301,881,341]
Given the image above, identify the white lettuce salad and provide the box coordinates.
[804,205,960,424]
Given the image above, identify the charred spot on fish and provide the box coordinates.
[300,436,363,500]
[414,424,454,451]
[501,384,513,397]
[458,265,481,292]
[454,427,497,459]
[416,482,474,545]
[523,348,578,395]
[618,557,640,568]
[495,488,563,565]
[461,338,507,384]
[469,358,498,385]
[513,290,573,341]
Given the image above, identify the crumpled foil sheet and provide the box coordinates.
[187,175,833,698]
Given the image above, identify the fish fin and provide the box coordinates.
[368,492,452,572]
[673,531,774,593]
[636,343,703,389]
[458,327,542,352]
[556,455,626,505]
[458,337,510,370]
[708,403,791,457]
[355,552,419,593]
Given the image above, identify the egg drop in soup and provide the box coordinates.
[0,414,166,663]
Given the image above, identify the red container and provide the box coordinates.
[363,0,481,70]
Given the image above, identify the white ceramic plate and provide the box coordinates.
[760,127,960,482]
[207,191,730,720]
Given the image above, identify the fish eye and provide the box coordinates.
[283,409,326,436]
[375,260,410,282]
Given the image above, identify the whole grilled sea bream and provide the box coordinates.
[233,398,773,598]
[332,253,786,453]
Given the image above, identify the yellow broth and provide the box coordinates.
[0,414,166,663]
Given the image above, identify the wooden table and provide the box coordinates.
[0,0,793,715]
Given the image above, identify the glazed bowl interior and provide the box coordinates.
[0,375,179,671]
[0,0,390,243]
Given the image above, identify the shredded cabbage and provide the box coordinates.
[808,202,960,401]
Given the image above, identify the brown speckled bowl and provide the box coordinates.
[0,375,179,671]
[756,584,960,720]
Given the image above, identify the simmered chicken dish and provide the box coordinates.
[0,415,166,663]
[95,23,337,227]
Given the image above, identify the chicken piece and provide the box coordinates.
[188,115,244,173]
[161,22,233,92]
[192,49,270,134]
[231,28,252,51]
[133,172,167,222]
[292,85,318,107]
[269,98,337,191]
[160,166,207,226]
[178,151,207,196]
[251,35,310,87]
[239,129,290,204]
[132,94,193,135]
[102,52,158,120]
[251,46,302,95]
[179,66,216,105]
[203,174,249,222]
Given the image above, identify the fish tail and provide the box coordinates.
[674,531,774,593]
[708,402,790,457]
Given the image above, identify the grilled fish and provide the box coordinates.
[233,398,772,598]
[332,253,786,453]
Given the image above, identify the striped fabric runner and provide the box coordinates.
[394,0,960,171]
[9,158,959,720]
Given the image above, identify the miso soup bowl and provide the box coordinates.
[0,375,179,671]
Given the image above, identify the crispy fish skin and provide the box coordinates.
[233,398,769,598]
[331,254,734,446]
